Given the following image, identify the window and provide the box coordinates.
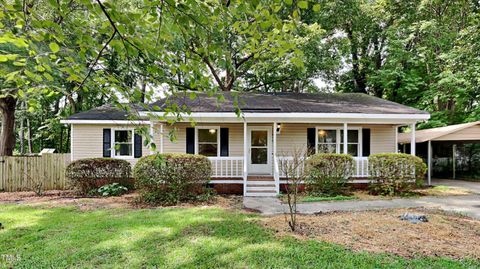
[317,129,337,153]
[114,129,133,157]
[340,130,359,156]
[197,128,219,156]
[316,127,361,156]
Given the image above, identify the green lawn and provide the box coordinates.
[0,205,478,268]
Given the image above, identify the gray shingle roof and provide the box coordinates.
[68,92,428,120]
[151,92,428,114]
[67,104,144,120]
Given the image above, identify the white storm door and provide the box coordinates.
[248,127,272,175]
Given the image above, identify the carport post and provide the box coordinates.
[427,140,432,185]
[452,144,457,179]
[410,123,416,156]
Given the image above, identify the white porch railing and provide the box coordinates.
[277,156,305,178]
[208,156,370,179]
[276,156,370,178]
[208,157,244,178]
[353,157,369,177]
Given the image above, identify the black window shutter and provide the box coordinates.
[220,128,229,156]
[186,127,195,154]
[307,128,316,156]
[362,128,371,157]
[134,132,142,158]
[103,129,111,157]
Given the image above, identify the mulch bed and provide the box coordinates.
[0,190,243,211]
[262,208,480,260]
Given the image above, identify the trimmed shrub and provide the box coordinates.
[368,153,427,195]
[66,158,132,194]
[305,153,354,196]
[133,153,212,205]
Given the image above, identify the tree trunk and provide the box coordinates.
[346,24,367,94]
[0,96,17,156]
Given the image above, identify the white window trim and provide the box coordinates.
[315,126,362,156]
[195,126,221,157]
[111,128,135,159]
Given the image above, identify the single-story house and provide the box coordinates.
[399,121,480,184]
[61,92,430,196]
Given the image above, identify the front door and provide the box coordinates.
[248,127,272,175]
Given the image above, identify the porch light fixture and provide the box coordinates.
[276,123,282,134]
[208,128,216,134]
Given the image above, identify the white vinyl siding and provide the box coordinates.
[71,124,151,166]
[71,123,398,165]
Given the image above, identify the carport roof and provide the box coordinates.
[398,121,480,143]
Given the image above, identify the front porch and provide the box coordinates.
[154,118,420,196]
[183,120,419,197]
[208,156,371,196]
[208,156,371,195]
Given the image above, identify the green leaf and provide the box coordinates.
[49,42,60,53]
[313,4,321,12]
[0,55,7,62]
[44,73,54,81]
[285,0,293,5]
[297,1,308,9]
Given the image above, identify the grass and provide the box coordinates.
[0,205,478,268]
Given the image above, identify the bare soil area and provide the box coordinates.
[262,208,480,260]
[0,190,243,211]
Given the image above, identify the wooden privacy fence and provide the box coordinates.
[0,153,71,192]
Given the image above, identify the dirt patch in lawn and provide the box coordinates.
[0,190,243,211]
[262,208,480,260]
[280,186,473,203]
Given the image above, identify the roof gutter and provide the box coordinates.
[60,120,151,125]
[140,111,430,123]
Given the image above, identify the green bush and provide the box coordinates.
[97,183,128,197]
[368,153,427,195]
[66,158,132,194]
[133,153,212,205]
[305,153,354,196]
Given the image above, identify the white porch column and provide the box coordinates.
[243,121,248,195]
[410,123,416,156]
[149,121,155,154]
[273,122,279,193]
[394,126,398,153]
[70,124,74,161]
[427,140,432,185]
[160,123,164,153]
[452,144,457,179]
[273,122,277,158]
[343,123,348,154]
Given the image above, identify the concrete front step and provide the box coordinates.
[245,178,278,196]
[247,175,275,181]
[246,181,276,185]
[245,192,278,197]
[246,186,276,192]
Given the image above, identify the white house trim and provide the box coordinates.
[141,111,430,123]
[111,128,135,160]
[60,120,151,125]
[194,126,221,157]
[315,126,362,156]
[70,124,74,161]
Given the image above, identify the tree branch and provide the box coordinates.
[190,45,226,91]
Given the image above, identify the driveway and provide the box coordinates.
[244,195,480,219]
[431,179,480,194]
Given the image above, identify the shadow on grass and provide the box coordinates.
[0,205,478,268]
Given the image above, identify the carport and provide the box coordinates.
[398,121,480,185]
